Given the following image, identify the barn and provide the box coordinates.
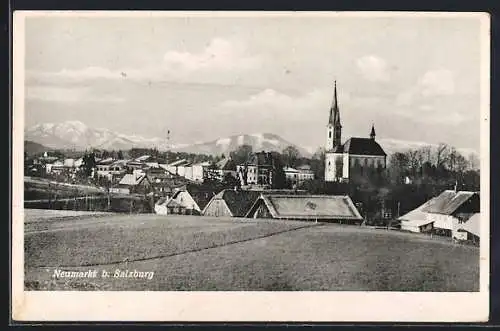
[398,190,480,238]
[202,189,261,217]
[398,197,437,233]
[244,194,363,224]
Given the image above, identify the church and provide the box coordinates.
[324,82,387,182]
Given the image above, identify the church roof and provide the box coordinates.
[343,137,386,156]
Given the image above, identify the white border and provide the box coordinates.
[12,11,490,322]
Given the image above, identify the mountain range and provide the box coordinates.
[25,121,479,158]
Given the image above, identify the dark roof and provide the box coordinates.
[422,190,479,215]
[342,137,386,156]
[190,191,214,210]
[209,189,261,217]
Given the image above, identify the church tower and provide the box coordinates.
[325,81,342,151]
[325,81,344,182]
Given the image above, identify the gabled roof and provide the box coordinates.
[343,137,386,156]
[167,159,190,167]
[458,213,481,237]
[422,190,479,215]
[97,157,115,165]
[135,155,151,162]
[119,173,148,186]
[205,189,261,217]
[111,160,127,167]
[246,194,363,220]
[171,189,214,211]
[398,197,438,222]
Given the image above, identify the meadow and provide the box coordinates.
[24,209,480,291]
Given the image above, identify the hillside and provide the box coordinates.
[24,140,50,156]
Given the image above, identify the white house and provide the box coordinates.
[399,190,480,238]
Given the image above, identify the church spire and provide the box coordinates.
[370,123,376,140]
[329,80,340,125]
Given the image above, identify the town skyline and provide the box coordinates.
[24,13,483,153]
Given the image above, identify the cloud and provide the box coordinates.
[395,69,456,107]
[26,86,125,103]
[162,38,261,73]
[356,55,390,82]
[220,88,329,117]
[27,38,261,84]
[419,69,455,96]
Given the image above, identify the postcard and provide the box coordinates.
[12,11,490,322]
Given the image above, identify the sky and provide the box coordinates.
[23,13,485,152]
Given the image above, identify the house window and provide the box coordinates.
[329,131,332,138]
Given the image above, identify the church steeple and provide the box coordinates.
[329,81,340,126]
[370,123,376,140]
[326,80,343,151]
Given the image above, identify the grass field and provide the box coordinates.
[24,209,480,291]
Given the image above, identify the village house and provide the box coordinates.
[324,81,387,182]
[160,159,191,177]
[398,190,480,238]
[215,157,238,179]
[284,165,315,185]
[112,173,152,195]
[186,161,212,182]
[95,159,127,181]
[146,167,189,197]
[45,160,65,175]
[236,151,280,187]
[245,194,364,224]
[154,187,213,215]
[202,189,261,217]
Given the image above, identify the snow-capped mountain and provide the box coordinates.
[173,133,312,157]
[25,121,169,151]
[24,121,309,156]
[25,121,479,158]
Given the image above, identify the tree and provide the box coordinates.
[82,152,96,177]
[282,145,301,167]
[311,147,326,180]
[117,150,124,160]
[435,143,451,168]
[270,152,288,189]
[230,144,253,165]
[388,152,409,184]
